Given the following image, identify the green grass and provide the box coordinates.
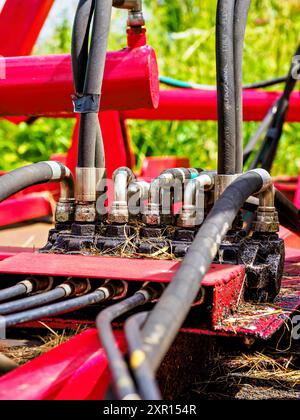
[0,0,300,175]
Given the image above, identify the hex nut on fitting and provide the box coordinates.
[75,203,97,223]
[252,207,279,233]
[55,199,76,223]
[108,202,129,224]
[143,203,162,225]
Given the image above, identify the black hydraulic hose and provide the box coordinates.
[243,100,279,165]
[234,0,251,173]
[249,45,300,172]
[0,283,28,303]
[141,170,267,373]
[216,0,236,175]
[0,287,68,315]
[244,76,287,90]
[275,189,300,236]
[0,162,74,203]
[72,0,95,95]
[125,312,161,400]
[0,277,51,304]
[96,292,148,400]
[74,0,112,169]
[3,288,109,328]
[243,189,300,236]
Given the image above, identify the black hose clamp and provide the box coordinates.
[73,94,101,114]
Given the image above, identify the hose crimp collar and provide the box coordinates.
[73,94,100,114]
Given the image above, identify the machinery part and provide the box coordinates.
[0,278,90,315]
[128,180,150,218]
[216,0,236,175]
[158,75,288,91]
[249,44,300,172]
[0,354,18,376]
[177,172,215,228]
[125,311,161,400]
[140,170,275,375]
[0,160,75,223]
[0,161,74,203]
[2,281,125,328]
[108,167,136,224]
[0,277,52,303]
[143,168,200,226]
[233,0,251,173]
[214,174,240,201]
[72,0,112,222]
[113,0,144,27]
[96,282,164,400]
[243,100,279,165]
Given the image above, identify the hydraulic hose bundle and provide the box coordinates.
[72,0,112,221]
[216,0,251,176]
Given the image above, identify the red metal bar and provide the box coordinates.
[0,329,125,400]
[0,194,52,227]
[0,48,159,116]
[0,0,54,56]
[121,89,300,122]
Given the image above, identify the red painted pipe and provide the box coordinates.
[0,47,159,116]
[121,89,300,122]
[0,0,54,56]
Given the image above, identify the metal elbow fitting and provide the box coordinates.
[178,172,215,228]
[128,180,150,218]
[42,161,75,224]
[108,167,136,224]
[250,169,279,233]
[143,168,201,226]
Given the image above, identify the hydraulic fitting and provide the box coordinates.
[100,280,128,300]
[108,167,136,224]
[75,167,98,222]
[128,180,150,218]
[143,168,201,226]
[250,169,279,233]
[178,172,215,228]
[214,174,240,201]
[42,161,75,223]
[55,198,76,223]
[113,0,145,27]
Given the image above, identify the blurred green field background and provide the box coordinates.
[0,0,299,175]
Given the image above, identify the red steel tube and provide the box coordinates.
[121,89,300,122]
[0,47,159,116]
[0,0,54,56]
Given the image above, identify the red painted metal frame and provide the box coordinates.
[0,0,54,56]
[0,48,159,116]
[0,233,299,400]
[121,89,300,122]
[0,329,126,400]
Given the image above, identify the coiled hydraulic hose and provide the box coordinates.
[0,279,88,315]
[125,311,161,400]
[0,161,74,203]
[96,283,164,400]
[216,0,236,175]
[2,281,125,328]
[234,0,251,173]
[0,277,52,304]
[140,170,272,373]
